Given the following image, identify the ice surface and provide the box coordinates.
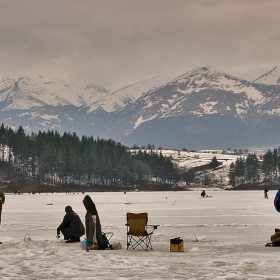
[0,190,280,279]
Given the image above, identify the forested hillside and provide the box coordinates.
[0,123,178,192]
[1,122,280,192]
[228,148,280,189]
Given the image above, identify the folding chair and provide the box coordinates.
[126,212,159,250]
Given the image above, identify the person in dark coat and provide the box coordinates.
[57,205,85,243]
[201,190,206,198]
[264,187,269,199]
[82,195,103,248]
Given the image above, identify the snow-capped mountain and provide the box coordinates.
[1,67,280,150]
[104,67,280,149]
[252,66,280,85]
[85,73,176,113]
[118,67,265,131]
[0,76,109,110]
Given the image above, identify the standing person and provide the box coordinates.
[264,187,269,199]
[0,189,5,245]
[82,195,104,249]
[57,205,85,243]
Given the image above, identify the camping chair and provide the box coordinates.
[126,212,159,250]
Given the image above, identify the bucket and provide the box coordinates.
[170,237,184,252]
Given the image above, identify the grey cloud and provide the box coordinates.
[0,0,280,90]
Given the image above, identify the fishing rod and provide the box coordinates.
[192,231,198,242]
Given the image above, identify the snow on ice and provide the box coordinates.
[0,190,280,279]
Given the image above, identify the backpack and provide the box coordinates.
[100,233,111,249]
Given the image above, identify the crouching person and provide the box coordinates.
[57,205,85,243]
[270,228,280,245]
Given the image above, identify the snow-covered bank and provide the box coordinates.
[0,191,279,279]
[135,149,247,188]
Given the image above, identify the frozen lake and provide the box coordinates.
[0,190,279,279]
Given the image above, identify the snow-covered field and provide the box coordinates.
[131,149,241,169]
[134,149,250,188]
[0,190,280,280]
[158,150,240,169]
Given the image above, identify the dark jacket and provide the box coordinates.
[0,189,5,211]
[82,195,103,246]
[57,210,85,238]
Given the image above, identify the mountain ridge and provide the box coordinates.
[1,66,280,150]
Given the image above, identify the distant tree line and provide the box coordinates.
[0,123,178,189]
[228,148,280,187]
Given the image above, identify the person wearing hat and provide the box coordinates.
[57,205,85,243]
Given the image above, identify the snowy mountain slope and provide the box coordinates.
[252,66,280,85]
[0,74,177,113]
[108,67,277,134]
[85,73,178,113]
[1,67,280,150]
[0,76,109,110]
[101,67,280,149]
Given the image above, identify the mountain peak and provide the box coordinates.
[0,76,110,110]
[252,66,280,85]
[171,67,211,81]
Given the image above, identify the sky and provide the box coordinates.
[0,0,280,91]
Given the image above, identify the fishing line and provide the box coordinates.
[113,227,127,242]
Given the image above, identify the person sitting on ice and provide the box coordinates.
[201,190,206,198]
[57,205,85,243]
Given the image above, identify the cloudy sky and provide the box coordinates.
[0,0,279,90]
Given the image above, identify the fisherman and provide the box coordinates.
[57,205,85,243]
[201,190,206,198]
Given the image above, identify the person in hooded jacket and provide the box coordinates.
[82,195,104,249]
[57,205,85,243]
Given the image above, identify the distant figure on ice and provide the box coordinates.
[264,187,269,199]
[201,190,206,198]
[57,205,85,243]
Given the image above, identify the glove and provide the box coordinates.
[57,231,60,235]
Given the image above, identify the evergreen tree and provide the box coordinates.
[245,153,259,184]
[262,149,274,185]
[228,162,236,187]
[234,157,245,184]
[209,156,219,170]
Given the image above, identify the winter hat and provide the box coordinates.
[65,205,72,212]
